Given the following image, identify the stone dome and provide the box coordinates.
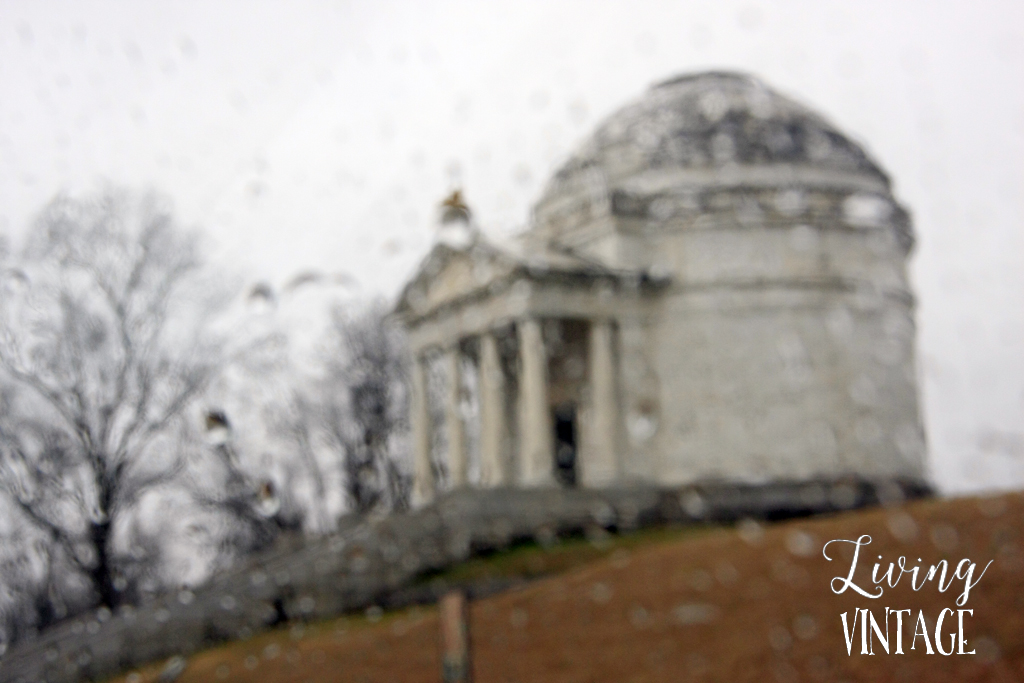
[546,71,889,191]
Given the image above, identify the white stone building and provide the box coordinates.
[395,72,928,505]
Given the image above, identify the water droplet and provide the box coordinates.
[714,562,739,585]
[786,530,816,557]
[687,652,710,675]
[689,570,713,592]
[977,495,1008,518]
[533,525,557,547]
[843,193,892,227]
[510,608,529,628]
[160,655,187,680]
[829,483,859,509]
[975,636,1001,664]
[610,549,631,569]
[629,605,650,628]
[848,376,878,406]
[680,490,707,518]
[788,224,818,252]
[775,190,807,216]
[737,518,765,545]
[930,524,959,552]
[673,603,720,625]
[887,512,919,542]
[854,417,883,444]
[699,91,728,122]
[711,133,736,163]
[793,614,818,640]
[769,624,793,651]
[298,596,316,614]
[590,583,613,603]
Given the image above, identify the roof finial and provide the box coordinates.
[435,188,477,250]
[440,189,472,225]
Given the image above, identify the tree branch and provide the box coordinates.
[0,359,92,455]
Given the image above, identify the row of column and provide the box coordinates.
[411,318,619,506]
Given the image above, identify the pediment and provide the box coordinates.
[394,239,519,320]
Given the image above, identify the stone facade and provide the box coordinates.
[395,72,928,503]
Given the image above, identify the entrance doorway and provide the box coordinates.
[553,404,577,487]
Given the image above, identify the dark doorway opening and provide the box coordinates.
[553,405,577,488]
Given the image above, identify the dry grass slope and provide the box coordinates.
[111,490,1024,682]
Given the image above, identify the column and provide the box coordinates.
[584,319,619,487]
[445,346,468,488]
[517,318,554,486]
[410,354,435,506]
[478,331,506,487]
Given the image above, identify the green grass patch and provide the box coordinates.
[417,521,722,586]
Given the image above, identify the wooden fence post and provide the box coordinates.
[439,590,472,682]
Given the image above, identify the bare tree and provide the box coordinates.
[269,392,332,531]
[0,188,266,622]
[319,301,412,514]
[0,503,73,648]
[189,408,304,565]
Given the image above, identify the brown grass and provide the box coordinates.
[112,490,1024,682]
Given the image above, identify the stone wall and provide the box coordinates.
[0,479,928,683]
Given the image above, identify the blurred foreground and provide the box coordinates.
[107,489,1023,682]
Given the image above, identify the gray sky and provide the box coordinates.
[1,0,1021,494]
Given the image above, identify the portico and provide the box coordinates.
[396,238,656,505]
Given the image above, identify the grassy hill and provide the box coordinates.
[110,490,1023,682]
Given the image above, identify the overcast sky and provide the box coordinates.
[1,0,1021,494]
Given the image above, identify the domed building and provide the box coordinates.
[395,72,928,504]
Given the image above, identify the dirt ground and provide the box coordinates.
[117,490,1024,682]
